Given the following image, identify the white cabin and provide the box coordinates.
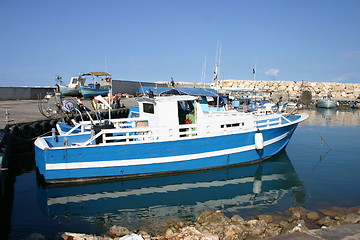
[136,95,258,140]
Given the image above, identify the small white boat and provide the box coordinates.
[34,95,308,184]
[57,75,85,97]
[316,93,337,108]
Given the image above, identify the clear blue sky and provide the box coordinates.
[1,0,359,87]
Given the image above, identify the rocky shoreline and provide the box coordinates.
[25,206,360,240]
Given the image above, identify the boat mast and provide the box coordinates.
[253,61,257,104]
[201,54,207,88]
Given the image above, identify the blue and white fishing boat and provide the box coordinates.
[57,72,112,98]
[79,72,112,99]
[34,95,308,183]
[56,75,85,97]
[80,85,111,99]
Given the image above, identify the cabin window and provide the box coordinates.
[221,122,244,128]
[178,100,195,124]
[143,103,154,114]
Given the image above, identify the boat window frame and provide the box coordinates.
[143,103,155,114]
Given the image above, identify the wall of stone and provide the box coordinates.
[163,80,360,101]
[218,80,360,100]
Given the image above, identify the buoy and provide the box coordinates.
[254,129,264,150]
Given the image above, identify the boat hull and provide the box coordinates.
[35,121,301,183]
[80,85,111,99]
[316,100,337,108]
[58,85,81,97]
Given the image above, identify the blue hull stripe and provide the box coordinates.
[46,131,290,171]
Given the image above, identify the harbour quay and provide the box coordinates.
[1,79,360,139]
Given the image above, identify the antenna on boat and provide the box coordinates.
[253,61,257,105]
[55,75,63,85]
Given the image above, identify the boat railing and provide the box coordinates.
[79,127,151,146]
[61,117,148,136]
[79,123,201,146]
[256,114,295,129]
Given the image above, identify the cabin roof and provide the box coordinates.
[81,72,111,77]
[138,87,218,97]
[137,95,198,104]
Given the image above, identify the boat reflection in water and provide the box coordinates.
[316,107,337,119]
[37,150,305,227]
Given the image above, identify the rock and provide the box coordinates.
[288,206,308,216]
[230,215,245,225]
[177,226,219,240]
[319,207,349,217]
[223,224,248,240]
[165,228,175,238]
[246,219,267,237]
[60,232,110,240]
[58,233,74,240]
[257,214,273,223]
[279,220,289,229]
[335,213,360,224]
[317,216,341,227]
[281,220,310,235]
[196,210,231,226]
[306,211,320,221]
[349,206,360,214]
[264,223,282,238]
[137,231,151,240]
[25,233,46,240]
[196,211,232,236]
[288,212,301,223]
[107,225,132,237]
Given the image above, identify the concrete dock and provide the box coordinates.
[0,98,137,130]
[0,100,49,130]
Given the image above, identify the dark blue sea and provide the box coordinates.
[2,109,360,240]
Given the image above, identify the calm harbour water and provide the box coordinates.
[2,108,360,240]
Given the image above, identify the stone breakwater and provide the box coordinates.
[219,80,360,100]
[159,80,360,101]
[26,206,360,240]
